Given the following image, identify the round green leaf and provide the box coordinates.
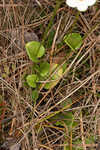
[44,64,63,89]
[64,33,83,50]
[25,41,45,62]
[39,62,50,77]
[26,74,38,88]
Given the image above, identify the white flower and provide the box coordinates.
[66,0,96,11]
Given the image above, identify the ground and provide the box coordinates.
[0,0,100,150]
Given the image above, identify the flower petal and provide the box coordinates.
[66,0,96,11]
[66,0,77,7]
[77,4,88,11]
[86,0,96,6]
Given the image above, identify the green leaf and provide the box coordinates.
[32,64,40,73]
[64,33,83,50]
[44,64,63,89]
[47,30,55,48]
[49,111,74,127]
[73,139,83,150]
[64,146,76,150]
[39,62,50,77]
[62,112,74,127]
[32,89,39,102]
[49,111,78,129]
[26,74,39,88]
[85,136,95,144]
[62,63,67,73]
[25,41,45,62]
[61,98,72,108]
